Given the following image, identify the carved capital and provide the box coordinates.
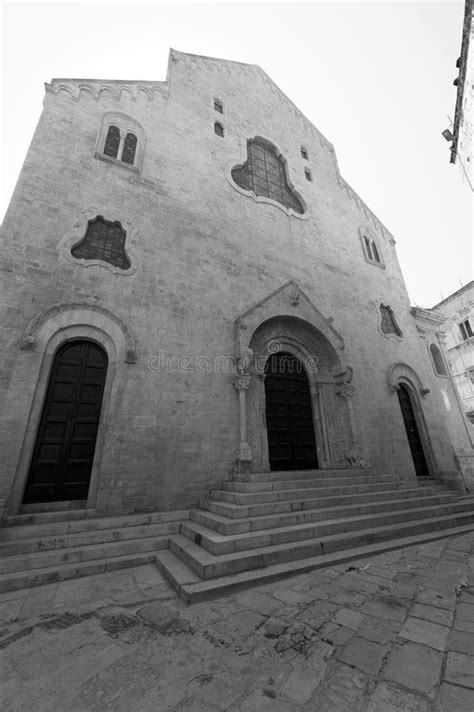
[420,388,430,397]
[336,383,356,399]
[233,374,251,391]
[19,336,36,351]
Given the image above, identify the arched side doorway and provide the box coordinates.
[23,340,108,504]
[265,352,318,471]
[397,383,430,478]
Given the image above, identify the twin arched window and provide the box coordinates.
[103,125,137,165]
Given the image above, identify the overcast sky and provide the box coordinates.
[1,0,472,307]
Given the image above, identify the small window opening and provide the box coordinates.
[304,168,312,182]
[430,343,448,376]
[371,241,380,263]
[300,146,308,160]
[214,98,224,114]
[380,304,402,337]
[121,132,137,165]
[459,319,473,340]
[71,216,131,270]
[103,125,120,159]
[364,236,373,260]
[214,122,224,137]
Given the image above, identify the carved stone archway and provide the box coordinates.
[233,281,362,473]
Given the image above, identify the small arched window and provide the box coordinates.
[300,146,308,160]
[380,304,402,337]
[214,122,224,137]
[214,98,224,114]
[430,343,448,376]
[71,216,131,270]
[121,133,137,165]
[231,138,304,214]
[103,125,120,159]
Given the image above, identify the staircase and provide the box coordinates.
[155,468,474,601]
[1,469,473,600]
[0,509,187,594]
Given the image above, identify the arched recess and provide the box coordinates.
[386,363,435,478]
[7,304,136,515]
[246,315,355,471]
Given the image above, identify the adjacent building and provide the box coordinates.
[432,282,474,425]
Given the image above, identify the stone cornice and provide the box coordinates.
[411,306,447,333]
[45,79,168,102]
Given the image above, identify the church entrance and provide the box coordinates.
[397,383,429,478]
[23,340,108,504]
[264,352,318,471]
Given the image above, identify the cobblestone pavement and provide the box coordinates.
[1,533,474,711]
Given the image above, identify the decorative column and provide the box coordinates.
[334,368,366,467]
[233,374,252,473]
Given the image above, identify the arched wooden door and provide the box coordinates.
[397,383,429,478]
[23,341,108,504]
[264,352,318,471]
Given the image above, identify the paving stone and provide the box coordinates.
[434,682,474,712]
[444,651,474,688]
[233,590,282,614]
[338,636,387,675]
[230,688,298,711]
[366,681,431,712]
[455,603,474,622]
[326,589,365,607]
[448,630,474,654]
[281,670,321,704]
[415,589,457,610]
[296,600,338,629]
[360,597,407,623]
[320,624,355,646]
[224,609,266,637]
[190,671,248,708]
[399,616,449,650]
[383,642,443,696]
[357,617,400,644]
[331,608,365,630]
[308,662,368,712]
[137,601,179,633]
[453,617,474,632]
[410,603,454,627]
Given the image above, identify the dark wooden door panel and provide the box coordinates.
[23,341,108,503]
[397,384,429,478]
[265,352,318,471]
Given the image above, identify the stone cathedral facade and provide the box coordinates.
[1,49,473,520]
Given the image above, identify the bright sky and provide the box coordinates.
[1,0,472,307]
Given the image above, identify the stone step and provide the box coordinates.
[0,521,180,557]
[156,522,474,602]
[205,484,449,519]
[191,492,458,536]
[183,500,473,555]
[221,473,401,493]
[0,510,189,541]
[0,551,156,594]
[0,535,169,575]
[210,480,447,506]
[168,509,474,581]
[234,468,376,483]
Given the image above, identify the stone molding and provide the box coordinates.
[58,206,139,276]
[387,362,430,396]
[224,146,309,220]
[236,280,345,358]
[45,79,168,103]
[19,303,138,364]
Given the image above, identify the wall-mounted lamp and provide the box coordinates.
[442,129,453,142]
